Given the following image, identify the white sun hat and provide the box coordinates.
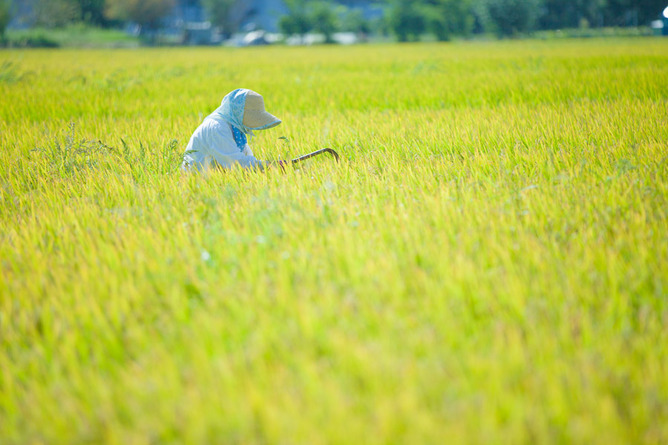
[242,90,281,130]
[207,88,281,134]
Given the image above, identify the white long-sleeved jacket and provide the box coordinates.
[182,118,265,171]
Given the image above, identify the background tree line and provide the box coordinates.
[269,0,666,42]
[1,0,175,32]
[2,0,666,44]
[386,0,666,41]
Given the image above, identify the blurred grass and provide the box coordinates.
[4,24,139,48]
[1,39,667,444]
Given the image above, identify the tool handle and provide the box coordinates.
[291,148,340,165]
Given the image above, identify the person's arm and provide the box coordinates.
[212,148,267,170]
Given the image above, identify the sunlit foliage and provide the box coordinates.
[1,39,667,444]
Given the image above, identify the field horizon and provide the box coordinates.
[1,38,667,444]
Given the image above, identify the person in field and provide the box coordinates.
[182,88,285,171]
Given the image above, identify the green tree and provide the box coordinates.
[538,0,666,29]
[486,0,543,37]
[602,0,666,26]
[279,0,311,41]
[202,0,242,38]
[422,0,474,41]
[635,0,668,25]
[389,0,426,42]
[0,0,9,46]
[539,0,579,29]
[0,0,10,40]
[77,0,107,25]
[35,0,79,28]
[105,0,175,31]
[310,1,338,43]
[340,8,370,35]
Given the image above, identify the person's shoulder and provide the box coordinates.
[201,118,232,137]
[202,117,228,130]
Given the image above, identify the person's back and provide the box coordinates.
[182,89,282,171]
[183,117,263,170]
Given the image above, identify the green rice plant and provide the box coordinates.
[31,123,107,176]
[0,60,21,83]
[0,38,667,444]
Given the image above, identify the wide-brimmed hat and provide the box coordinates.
[242,90,281,130]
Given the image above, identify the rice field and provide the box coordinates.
[1,38,667,444]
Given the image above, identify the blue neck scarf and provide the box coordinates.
[231,126,247,152]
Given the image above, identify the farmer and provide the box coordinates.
[182,88,284,171]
